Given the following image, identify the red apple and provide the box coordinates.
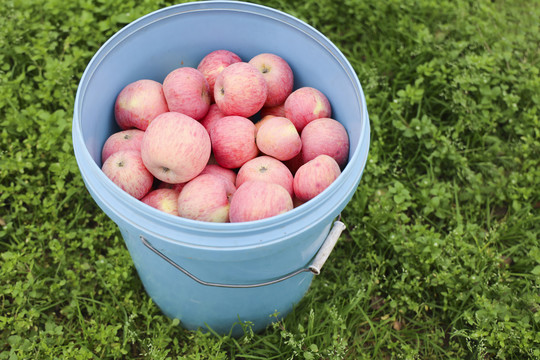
[141,188,181,216]
[254,115,275,133]
[255,116,302,161]
[101,129,144,163]
[209,115,258,169]
[177,174,236,222]
[102,150,154,199]
[163,67,210,120]
[229,180,293,223]
[141,112,211,184]
[284,87,332,132]
[293,154,341,202]
[156,181,186,193]
[301,117,349,169]
[283,151,304,176]
[200,103,226,133]
[236,155,294,197]
[199,164,237,186]
[114,79,169,131]
[260,103,286,118]
[197,50,242,102]
[214,62,268,118]
[249,53,294,107]
[292,196,306,208]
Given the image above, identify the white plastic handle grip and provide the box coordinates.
[309,220,346,275]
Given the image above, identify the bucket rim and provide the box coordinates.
[72,0,371,247]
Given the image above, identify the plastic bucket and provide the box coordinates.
[72,1,370,336]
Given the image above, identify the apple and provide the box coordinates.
[236,155,294,197]
[199,164,237,186]
[141,112,211,183]
[229,180,293,222]
[284,87,332,132]
[249,53,294,107]
[141,188,181,216]
[209,115,259,169]
[163,67,210,120]
[177,174,236,222]
[214,62,268,118]
[197,50,242,102]
[255,116,302,161]
[301,117,349,169]
[102,150,154,199]
[293,154,341,202]
[156,181,186,193]
[292,196,306,208]
[254,115,275,133]
[260,103,286,118]
[114,79,169,131]
[101,129,144,164]
[200,103,226,133]
[283,151,304,176]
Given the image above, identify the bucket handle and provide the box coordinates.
[139,218,346,288]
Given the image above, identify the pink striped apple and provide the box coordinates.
[301,117,349,169]
[229,180,293,222]
[293,154,341,202]
[197,50,242,102]
[284,87,332,132]
[141,188,181,216]
[260,103,286,118]
[141,112,211,184]
[200,103,226,133]
[254,115,275,133]
[114,79,169,131]
[283,151,305,176]
[255,116,302,161]
[249,53,294,107]
[209,115,258,169]
[199,164,237,186]
[101,129,144,164]
[236,155,294,197]
[214,62,267,118]
[157,181,186,193]
[163,67,210,120]
[102,150,153,199]
[177,174,236,222]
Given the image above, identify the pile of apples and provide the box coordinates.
[101,50,349,223]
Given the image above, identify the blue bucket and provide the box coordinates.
[72,1,370,336]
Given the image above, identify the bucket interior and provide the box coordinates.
[77,3,366,167]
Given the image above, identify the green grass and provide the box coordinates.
[1,0,539,358]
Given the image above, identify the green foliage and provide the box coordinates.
[1,0,539,359]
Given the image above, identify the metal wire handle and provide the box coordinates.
[140,219,346,288]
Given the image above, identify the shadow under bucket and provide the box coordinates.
[72,1,370,336]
